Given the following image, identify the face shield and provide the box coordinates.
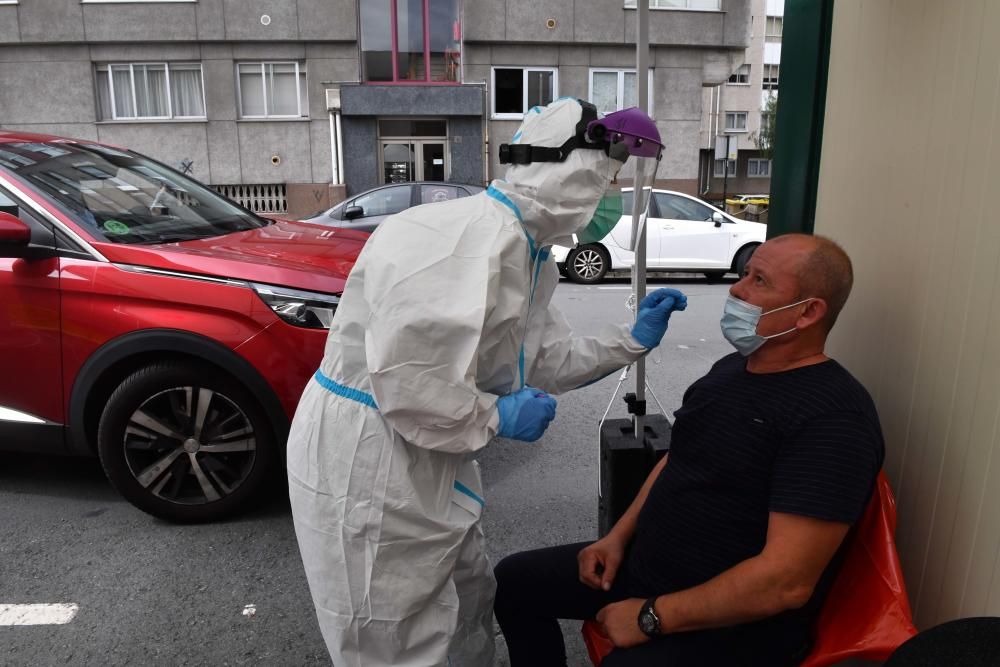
[585,108,662,249]
[498,100,664,246]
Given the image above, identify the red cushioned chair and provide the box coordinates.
[582,471,917,666]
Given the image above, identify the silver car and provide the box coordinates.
[299,181,485,233]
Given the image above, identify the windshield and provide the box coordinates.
[0,140,268,244]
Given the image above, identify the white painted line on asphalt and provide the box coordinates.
[0,603,79,626]
[597,286,632,290]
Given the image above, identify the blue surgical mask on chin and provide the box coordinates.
[720,295,815,356]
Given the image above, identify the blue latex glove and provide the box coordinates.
[630,288,688,349]
[496,386,557,442]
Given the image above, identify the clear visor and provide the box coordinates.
[618,156,660,252]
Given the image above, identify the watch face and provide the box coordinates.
[639,611,658,635]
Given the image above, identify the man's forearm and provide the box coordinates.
[653,555,808,633]
[608,455,668,544]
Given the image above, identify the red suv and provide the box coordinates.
[0,132,366,522]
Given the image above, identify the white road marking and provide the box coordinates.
[0,603,79,626]
[597,286,632,290]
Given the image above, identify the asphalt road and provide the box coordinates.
[0,275,736,667]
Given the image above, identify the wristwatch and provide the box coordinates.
[637,596,663,638]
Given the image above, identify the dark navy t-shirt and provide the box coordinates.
[624,353,885,665]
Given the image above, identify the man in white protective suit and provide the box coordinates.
[286,97,687,667]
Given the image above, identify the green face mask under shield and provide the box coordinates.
[576,191,624,245]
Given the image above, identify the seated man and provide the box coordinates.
[494,234,884,667]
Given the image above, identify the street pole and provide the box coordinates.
[631,0,650,438]
[722,135,730,212]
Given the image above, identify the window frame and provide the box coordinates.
[728,64,751,86]
[490,66,559,120]
[762,63,780,91]
[747,158,772,178]
[623,0,722,10]
[725,111,749,133]
[360,0,463,85]
[236,61,308,120]
[97,62,206,122]
[588,68,655,115]
[713,158,737,178]
[766,15,784,37]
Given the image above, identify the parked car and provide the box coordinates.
[0,132,368,522]
[299,181,485,232]
[552,188,766,284]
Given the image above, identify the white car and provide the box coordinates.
[552,188,766,284]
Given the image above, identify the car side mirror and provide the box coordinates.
[0,211,57,260]
[344,205,364,221]
[712,212,725,227]
[0,211,31,247]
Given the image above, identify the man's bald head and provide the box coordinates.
[768,234,854,332]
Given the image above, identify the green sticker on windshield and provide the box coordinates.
[103,219,130,236]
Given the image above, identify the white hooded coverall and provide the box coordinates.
[287,99,649,666]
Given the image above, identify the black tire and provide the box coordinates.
[96,361,277,523]
[566,244,610,284]
[703,271,727,281]
[734,244,759,277]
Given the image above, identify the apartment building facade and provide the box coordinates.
[0,0,751,217]
[699,0,781,200]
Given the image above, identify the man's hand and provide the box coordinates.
[596,598,649,648]
[577,533,626,591]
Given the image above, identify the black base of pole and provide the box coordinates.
[598,414,671,537]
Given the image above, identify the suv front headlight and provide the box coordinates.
[252,283,340,329]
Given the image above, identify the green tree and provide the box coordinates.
[751,93,778,159]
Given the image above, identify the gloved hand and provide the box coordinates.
[630,288,688,349]
[496,387,557,442]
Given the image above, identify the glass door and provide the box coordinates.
[382,142,416,183]
[421,143,446,181]
[380,140,446,182]
[378,119,449,183]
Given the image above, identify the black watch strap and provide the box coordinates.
[637,596,663,638]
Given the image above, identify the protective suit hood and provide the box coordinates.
[489,98,622,248]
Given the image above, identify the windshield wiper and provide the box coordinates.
[138,234,204,245]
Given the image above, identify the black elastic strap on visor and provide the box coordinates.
[498,99,607,165]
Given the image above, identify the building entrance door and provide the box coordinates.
[378,119,449,184]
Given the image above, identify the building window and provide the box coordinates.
[766,16,783,37]
[762,64,779,91]
[728,64,750,85]
[624,0,721,9]
[725,111,748,132]
[95,63,205,121]
[237,63,307,119]
[713,159,736,177]
[747,158,771,177]
[491,67,557,119]
[361,0,462,83]
[589,69,654,115]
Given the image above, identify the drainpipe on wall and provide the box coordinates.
[335,111,345,186]
[325,87,345,187]
[481,83,489,186]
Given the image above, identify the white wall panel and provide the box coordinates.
[815,0,1000,629]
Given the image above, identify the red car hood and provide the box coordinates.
[93,220,368,294]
